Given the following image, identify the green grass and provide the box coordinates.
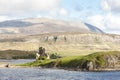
[19,60,55,67]
[19,51,120,69]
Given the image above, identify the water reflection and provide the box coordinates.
[0,59,35,64]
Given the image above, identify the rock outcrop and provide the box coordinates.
[81,51,120,71]
[0,63,9,68]
[82,61,94,71]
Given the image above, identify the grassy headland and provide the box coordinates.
[20,51,120,71]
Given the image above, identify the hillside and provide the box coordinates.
[0,18,103,34]
[0,33,120,56]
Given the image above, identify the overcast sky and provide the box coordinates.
[0,0,120,34]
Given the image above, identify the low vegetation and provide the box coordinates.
[20,51,120,71]
[50,53,61,59]
[0,50,36,59]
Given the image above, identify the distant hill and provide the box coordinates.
[0,18,119,56]
[0,33,120,56]
[0,18,104,34]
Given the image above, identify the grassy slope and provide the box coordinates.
[20,51,120,70]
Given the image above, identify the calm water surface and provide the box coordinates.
[0,59,120,80]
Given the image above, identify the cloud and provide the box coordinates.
[99,0,120,34]
[105,13,120,30]
[48,8,68,18]
[101,0,111,11]
[59,8,68,16]
[0,16,10,22]
[101,0,120,12]
[0,0,69,19]
[87,15,105,30]
[0,0,61,15]
[87,13,120,34]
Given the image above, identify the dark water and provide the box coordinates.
[0,59,120,80]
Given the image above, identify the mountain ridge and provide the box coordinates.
[0,18,104,34]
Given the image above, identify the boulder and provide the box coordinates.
[82,61,94,71]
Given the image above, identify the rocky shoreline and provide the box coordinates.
[0,63,28,68]
[0,62,9,68]
[0,62,120,72]
[40,66,120,72]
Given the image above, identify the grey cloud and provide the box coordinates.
[101,0,120,12]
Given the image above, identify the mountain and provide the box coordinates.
[0,18,119,56]
[0,18,104,34]
[0,33,120,56]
